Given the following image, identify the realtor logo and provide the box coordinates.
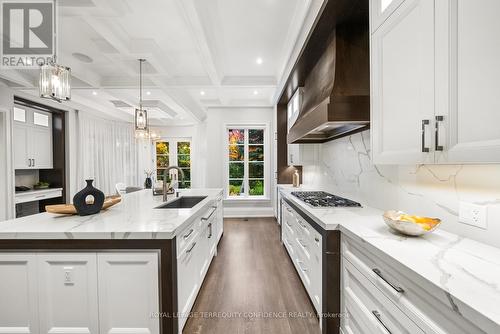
[1,1,54,67]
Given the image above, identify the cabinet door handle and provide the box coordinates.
[202,207,217,221]
[186,242,197,253]
[208,222,212,239]
[28,159,32,167]
[372,268,404,293]
[421,119,430,152]
[33,158,35,167]
[314,237,320,243]
[435,116,444,151]
[183,229,194,239]
[372,310,392,334]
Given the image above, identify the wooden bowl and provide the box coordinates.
[383,210,441,236]
[46,195,122,215]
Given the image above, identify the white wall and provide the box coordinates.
[302,130,500,248]
[204,107,275,217]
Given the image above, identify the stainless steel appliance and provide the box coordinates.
[291,191,362,208]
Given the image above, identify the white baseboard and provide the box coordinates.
[223,206,274,218]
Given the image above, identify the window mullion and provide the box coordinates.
[245,128,249,197]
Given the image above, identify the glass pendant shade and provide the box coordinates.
[135,108,149,138]
[39,62,71,102]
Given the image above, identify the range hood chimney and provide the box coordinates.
[288,23,370,144]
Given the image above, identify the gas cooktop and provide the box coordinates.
[291,191,362,208]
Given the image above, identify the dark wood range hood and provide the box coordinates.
[277,0,369,145]
[288,23,370,144]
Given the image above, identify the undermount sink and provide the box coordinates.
[155,196,207,209]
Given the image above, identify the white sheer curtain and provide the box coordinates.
[75,111,152,196]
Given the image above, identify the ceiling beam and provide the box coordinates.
[174,0,223,86]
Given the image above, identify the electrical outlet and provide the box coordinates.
[64,266,74,285]
[459,202,488,229]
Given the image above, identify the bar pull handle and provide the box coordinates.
[372,268,404,293]
[186,242,197,253]
[202,207,217,221]
[435,116,444,151]
[421,119,430,152]
[183,229,194,239]
[372,310,392,334]
[208,222,212,239]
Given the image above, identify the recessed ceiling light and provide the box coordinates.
[256,57,263,65]
[72,52,93,63]
[92,91,98,96]
[146,91,151,95]
[200,91,206,96]
[253,90,259,95]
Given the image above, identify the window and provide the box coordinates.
[155,139,191,189]
[13,107,26,123]
[227,127,266,198]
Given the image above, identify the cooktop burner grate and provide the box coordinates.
[291,191,362,208]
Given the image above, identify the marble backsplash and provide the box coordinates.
[302,130,500,248]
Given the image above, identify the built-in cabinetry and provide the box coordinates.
[177,194,224,333]
[371,0,500,164]
[281,200,322,316]
[287,89,316,166]
[13,106,53,169]
[341,235,484,333]
[0,252,159,334]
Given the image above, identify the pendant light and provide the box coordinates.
[135,59,149,138]
[39,0,71,102]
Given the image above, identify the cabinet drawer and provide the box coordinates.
[177,221,199,255]
[342,236,483,334]
[342,257,424,334]
[15,189,62,204]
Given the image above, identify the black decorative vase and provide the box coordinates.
[144,177,152,189]
[73,180,105,216]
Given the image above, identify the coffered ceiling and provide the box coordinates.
[0,0,323,125]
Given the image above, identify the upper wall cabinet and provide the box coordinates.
[13,107,53,169]
[370,0,405,33]
[435,0,500,163]
[371,0,500,164]
[371,0,435,164]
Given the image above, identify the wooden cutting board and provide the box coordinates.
[46,195,122,215]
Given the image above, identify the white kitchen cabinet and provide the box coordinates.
[13,107,53,169]
[371,0,500,164]
[371,0,436,164]
[0,253,39,334]
[97,252,160,334]
[177,201,222,333]
[370,0,405,33]
[342,257,424,334]
[280,200,322,316]
[341,235,484,334]
[435,0,500,163]
[286,87,317,166]
[288,143,317,166]
[38,253,99,334]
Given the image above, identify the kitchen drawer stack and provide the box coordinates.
[281,200,322,316]
[177,193,223,332]
[341,236,484,334]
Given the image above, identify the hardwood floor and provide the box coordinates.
[183,218,321,334]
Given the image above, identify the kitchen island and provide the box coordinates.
[0,188,224,334]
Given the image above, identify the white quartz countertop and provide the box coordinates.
[0,189,223,240]
[279,185,500,333]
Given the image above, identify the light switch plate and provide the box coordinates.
[459,202,488,229]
